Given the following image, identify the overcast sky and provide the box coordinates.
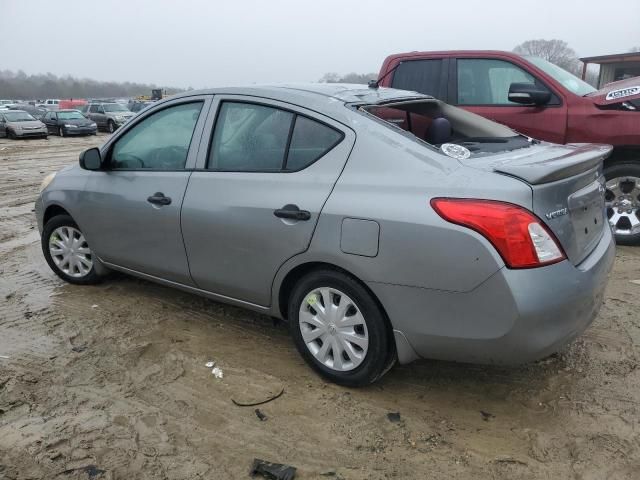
[1,0,639,88]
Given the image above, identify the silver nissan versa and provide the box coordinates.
[35,84,615,386]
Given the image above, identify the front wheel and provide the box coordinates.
[604,162,640,245]
[107,121,115,133]
[42,215,103,285]
[58,127,64,137]
[288,269,395,387]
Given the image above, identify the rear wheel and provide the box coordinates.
[42,215,103,285]
[604,162,640,245]
[288,269,395,386]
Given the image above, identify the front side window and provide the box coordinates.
[89,105,101,113]
[457,59,537,105]
[391,59,443,97]
[208,102,293,171]
[110,102,203,170]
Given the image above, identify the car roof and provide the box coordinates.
[166,83,431,121]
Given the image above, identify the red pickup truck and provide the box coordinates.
[377,50,640,244]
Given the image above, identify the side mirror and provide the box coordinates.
[508,82,551,106]
[79,147,103,171]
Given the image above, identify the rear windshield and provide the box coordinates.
[359,98,534,158]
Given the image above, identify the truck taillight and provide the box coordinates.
[430,198,566,269]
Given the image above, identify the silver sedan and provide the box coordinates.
[36,84,615,386]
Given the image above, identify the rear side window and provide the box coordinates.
[457,59,536,105]
[391,59,443,97]
[286,116,342,171]
[208,102,343,172]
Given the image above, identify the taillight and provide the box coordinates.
[431,198,566,269]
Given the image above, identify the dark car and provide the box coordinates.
[42,109,98,137]
[8,103,48,120]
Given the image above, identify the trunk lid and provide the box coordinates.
[586,77,640,106]
[462,143,612,265]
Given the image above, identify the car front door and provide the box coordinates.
[74,96,211,284]
[454,57,568,143]
[88,104,105,127]
[181,97,355,306]
[43,111,56,133]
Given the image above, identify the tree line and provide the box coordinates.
[0,70,183,100]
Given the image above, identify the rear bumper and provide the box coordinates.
[369,227,616,365]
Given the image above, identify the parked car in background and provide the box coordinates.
[377,50,640,244]
[42,109,97,137]
[0,99,15,107]
[8,103,48,120]
[0,110,48,138]
[36,84,614,386]
[128,100,155,113]
[59,99,87,110]
[37,99,60,110]
[82,102,134,133]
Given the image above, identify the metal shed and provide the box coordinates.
[580,52,640,88]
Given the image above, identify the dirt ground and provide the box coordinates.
[0,134,639,480]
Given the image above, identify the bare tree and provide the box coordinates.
[630,46,640,53]
[514,39,581,75]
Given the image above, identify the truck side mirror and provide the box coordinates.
[508,83,551,106]
[79,147,103,171]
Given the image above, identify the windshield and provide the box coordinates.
[103,104,129,112]
[4,111,36,122]
[58,111,85,120]
[525,56,596,96]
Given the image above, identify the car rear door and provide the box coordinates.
[181,96,355,306]
[43,111,56,133]
[453,57,568,143]
[74,96,211,284]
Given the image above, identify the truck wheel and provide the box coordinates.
[604,162,640,245]
[107,121,115,133]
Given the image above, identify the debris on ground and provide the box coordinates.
[250,458,296,480]
[91,304,98,309]
[0,355,9,359]
[492,455,528,466]
[71,345,87,353]
[630,279,640,286]
[255,408,267,421]
[205,360,215,368]
[480,411,495,421]
[211,366,224,378]
[232,388,285,407]
[387,412,401,423]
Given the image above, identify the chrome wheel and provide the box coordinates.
[49,226,93,278]
[298,287,369,372]
[605,177,640,237]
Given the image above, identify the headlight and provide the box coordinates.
[64,124,78,128]
[40,172,56,193]
[90,122,97,127]
[115,115,124,121]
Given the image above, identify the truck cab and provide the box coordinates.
[378,50,640,244]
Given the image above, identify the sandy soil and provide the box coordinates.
[0,134,639,479]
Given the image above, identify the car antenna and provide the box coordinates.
[368,62,403,89]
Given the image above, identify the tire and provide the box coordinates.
[58,127,64,137]
[7,129,15,139]
[107,121,115,134]
[604,162,640,245]
[41,214,103,285]
[288,269,395,387]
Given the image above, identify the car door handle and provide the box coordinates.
[147,192,172,206]
[274,204,311,221]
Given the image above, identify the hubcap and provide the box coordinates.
[49,226,93,278]
[605,177,640,236]
[299,287,369,372]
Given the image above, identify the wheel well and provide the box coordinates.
[605,146,640,166]
[277,261,396,349]
[43,205,71,226]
